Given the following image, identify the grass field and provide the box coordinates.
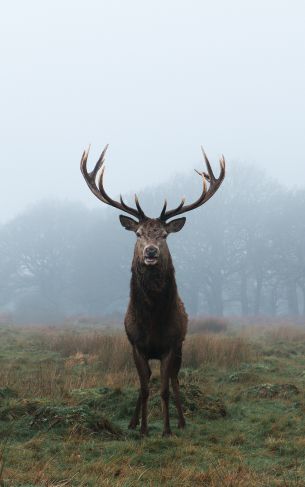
[1,322,305,486]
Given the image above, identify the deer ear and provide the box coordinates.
[166,217,186,234]
[119,215,138,232]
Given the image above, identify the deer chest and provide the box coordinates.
[125,318,181,359]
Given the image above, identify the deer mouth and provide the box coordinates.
[144,257,159,266]
[143,245,160,266]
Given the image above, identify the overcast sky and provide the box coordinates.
[0,0,304,222]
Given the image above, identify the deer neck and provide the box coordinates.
[130,254,177,307]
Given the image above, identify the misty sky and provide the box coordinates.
[0,1,304,222]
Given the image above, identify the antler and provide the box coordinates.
[80,145,146,221]
[159,147,225,221]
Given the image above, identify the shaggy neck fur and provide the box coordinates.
[130,253,177,312]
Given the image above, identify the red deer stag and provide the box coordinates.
[80,146,225,436]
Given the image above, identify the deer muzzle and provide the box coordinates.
[143,245,160,266]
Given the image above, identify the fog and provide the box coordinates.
[0,2,304,323]
[0,1,305,222]
[0,165,305,323]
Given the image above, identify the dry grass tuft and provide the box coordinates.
[264,325,305,342]
[39,328,254,371]
[0,327,254,399]
[183,334,254,368]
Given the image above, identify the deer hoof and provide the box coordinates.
[162,429,172,437]
[128,420,138,430]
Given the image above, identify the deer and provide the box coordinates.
[80,145,225,436]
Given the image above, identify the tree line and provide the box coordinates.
[0,163,304,322]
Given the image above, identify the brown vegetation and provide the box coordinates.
[0,327,253,402]
[2,323,305,485]
[44,328,253,370]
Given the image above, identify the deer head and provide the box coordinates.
[80,145,225,268]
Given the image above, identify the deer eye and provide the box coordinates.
[136,231,141,238]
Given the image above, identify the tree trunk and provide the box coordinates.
[240,269,248,316]
[269,286,277,315]
[301,286,305,316]
[287,280,299,316]
[254,275,262,315]
[210,272,224,316]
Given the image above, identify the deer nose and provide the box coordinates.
[144,245,159,258]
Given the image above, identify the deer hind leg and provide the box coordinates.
[170,347,185,429]
[130,346,151,436]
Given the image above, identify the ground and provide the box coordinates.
[0,323,305,486]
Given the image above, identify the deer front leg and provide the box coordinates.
[131,346,151,436]
[160,351,175,437]
[170,346,185,429]
[128,393,141,430]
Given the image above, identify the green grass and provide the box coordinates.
[1,324,305,485]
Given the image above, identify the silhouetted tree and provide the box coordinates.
[0,164,304,322]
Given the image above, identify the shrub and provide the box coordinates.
[189,316,230,334]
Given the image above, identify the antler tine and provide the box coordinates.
[159,197,185,221]
[195,168,211,182]
[159,149,226,221]
[81,145,107,203]
[81,144,107,185]
[134,194,146,220]
[201,146,216,181]
[80,145,90,178]
[96,165,141,218]
[201,172,208,194]
[80,145,147,220]
[160,199,167,220]
[90,144,109,178]
[219,155,226,176]
[117,193,146,219]
[120,194,136,212]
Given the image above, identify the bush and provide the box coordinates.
[189,316,230,334]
